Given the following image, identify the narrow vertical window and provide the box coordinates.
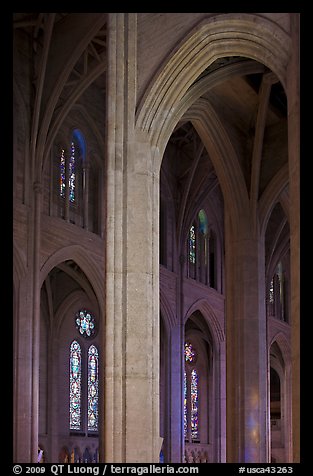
[184,370,187,439]
[198,209,208,236]
[87,345,99,432]
[184,342,199,441]
[69,340,82,430]
[188,225,196,264]
[269,278,274,304]
[198,209,208,283]
[190,369,199,439]
[185,342,195,363]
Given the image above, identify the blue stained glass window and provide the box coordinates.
[69,340,82,430]
[75,310,96,338]
[88,345,99,432]
[191,369,199,439]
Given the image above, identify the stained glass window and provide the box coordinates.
[184,342,199,441]
[190,369,199,439]
[185,342,196,363]
[269,278,274,303]
[69,142,76,203]
[59,141,77,203]
[75,309,96,338]
[198,209,208,235]
[69,340,82,430]
[60,148,66,198]
[184,370,187,439]
[189,225,196,264]
[88,345,99,432]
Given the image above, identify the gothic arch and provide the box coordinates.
[269,334,292,462]
[185,99,249,233]
[269,332,291,369]
[185,298,225,347]
[136,14,291,235]
[39,245,104,315]
[136,12,290,164]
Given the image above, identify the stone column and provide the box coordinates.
[103,13,161,463]
[13,275,33,462]
[216,339,226,462]
[225,215,268,463]
[287,13,300,463]
[13,174,42,463]
[31,181,42,463]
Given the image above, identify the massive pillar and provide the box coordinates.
[225,217,268,463]
[13,275,33,462]
[103,13,161,463]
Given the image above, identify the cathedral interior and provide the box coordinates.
[13,13,300,464]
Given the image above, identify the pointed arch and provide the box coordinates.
[185,298,225,346]
[269,332,291,368]
[136,13,290,162]
[39,245,104,315]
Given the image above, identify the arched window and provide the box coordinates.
[198,209,208,284]
[187,209,217,288]
[268,261,287,321]
[188,224,196,265]
[57,129,85,225]
[190,369,199,440]
[87,345,99,432]
[69,340,82,431]
[69,309,99,434]
[54,128,102,234]
[184,342,199,441]
[59,137,82,204]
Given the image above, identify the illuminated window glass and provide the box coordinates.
[88,345,99,432]
[184,342,200,441]
[188,225,196,264]
[69,340,82,430]
[60,148,66,198]
[269,278,274,304]
[185,342,196,363]
[190,369,199,439]
[75,309,96,338]
[69,142,76,203]
[184,370,187,439]
[198,209,208,235]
